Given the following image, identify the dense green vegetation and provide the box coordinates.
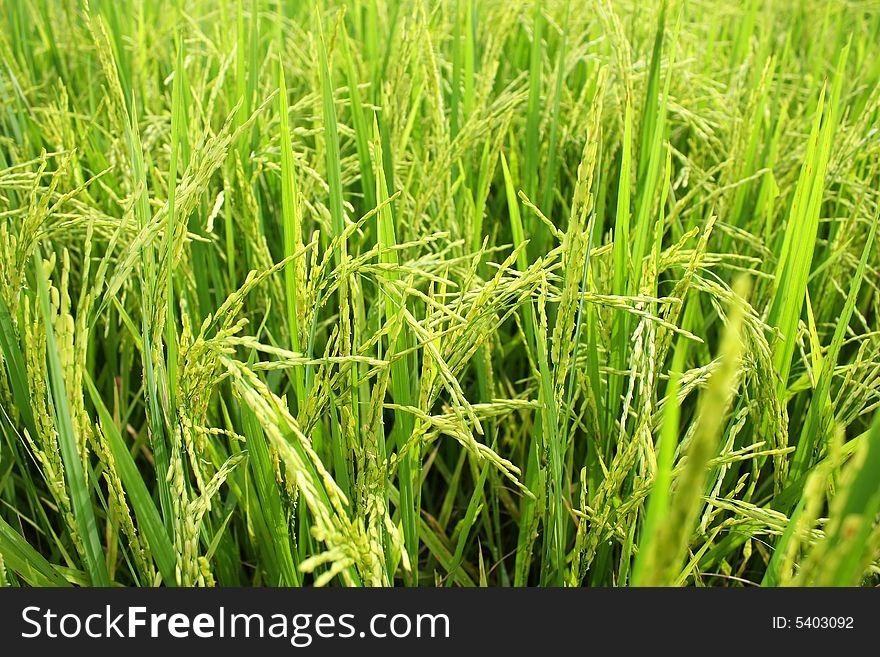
[1,0,879,587]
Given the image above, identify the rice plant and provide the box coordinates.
[1,0,879,587]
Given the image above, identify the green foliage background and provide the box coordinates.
[0,0,879,586]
